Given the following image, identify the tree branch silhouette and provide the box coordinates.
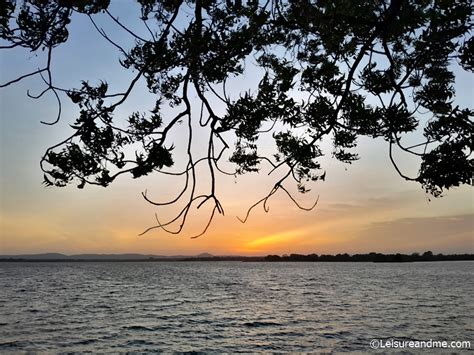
[1,0,472,237]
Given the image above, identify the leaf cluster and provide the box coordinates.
[1,0,472,235]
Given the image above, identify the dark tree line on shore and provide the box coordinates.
[1,251,473,262]
[264,251,474,262]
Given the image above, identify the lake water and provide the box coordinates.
[0,261,472,352]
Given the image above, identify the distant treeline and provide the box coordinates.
[264,251,474,262]
[1,251,473,263]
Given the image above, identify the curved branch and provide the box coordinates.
[105,9,150,43]
[0,68,47,88]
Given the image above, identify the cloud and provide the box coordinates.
[241,227,307,253]
[350,214,474,254]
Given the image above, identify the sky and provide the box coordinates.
[0,3,473,256]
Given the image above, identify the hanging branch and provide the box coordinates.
[1,0,472,237]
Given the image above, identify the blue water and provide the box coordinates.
[0,261,472,352]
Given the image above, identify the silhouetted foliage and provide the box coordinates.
[264,252,474,262]
[1,0,473,236]
[1,251,473,262]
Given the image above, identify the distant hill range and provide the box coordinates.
[0,251,473,262]
[0,252,219,261]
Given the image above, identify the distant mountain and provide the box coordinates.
[0,252,214,261]
[1,252,473,263]
[196,253,214,258]
[0,253,70,260]
[69,253,166,260]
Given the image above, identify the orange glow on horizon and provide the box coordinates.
[1,181,472,256]
[238,228,307,254]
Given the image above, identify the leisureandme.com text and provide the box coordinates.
[370,338,471,350]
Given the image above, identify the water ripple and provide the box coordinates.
[0,261,472,352]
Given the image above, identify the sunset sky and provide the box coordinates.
[1,3,472,256]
